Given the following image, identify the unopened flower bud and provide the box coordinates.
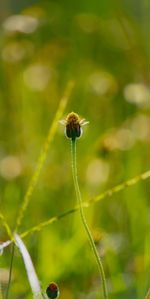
[60,112,89,140]
[46,282,59,299]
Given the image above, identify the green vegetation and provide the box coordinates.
[0,1,150,299]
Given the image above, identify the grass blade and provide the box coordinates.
[145,289,150,299]
[2,169,150,247]
[15,80,74,231]
[20,169,150,239]
[15,234,45,299]
[0,213,13,240]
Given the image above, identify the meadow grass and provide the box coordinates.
[0,0,150,298]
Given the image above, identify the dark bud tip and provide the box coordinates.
[66,123,81,139]
[46,282,59,299]
[65,112,81,139]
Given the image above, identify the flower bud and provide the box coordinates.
[46,282,59,299]
[60,112,89,140]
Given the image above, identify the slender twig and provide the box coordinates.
[5,243,15,299]
[71,139,108,299]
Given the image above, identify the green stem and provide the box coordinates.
[71,139,108,299]
[5,243,15,299]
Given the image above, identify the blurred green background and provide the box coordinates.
[0,0,150,298]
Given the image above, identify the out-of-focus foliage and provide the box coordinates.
[0,0,150,298]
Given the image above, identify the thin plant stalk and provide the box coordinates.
[5,243,15,299]
[71,138,108,299]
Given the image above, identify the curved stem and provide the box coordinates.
[71,139,108,299]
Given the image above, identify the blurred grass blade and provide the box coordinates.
[85,169,150,207]
[15,80,74,231]
[0,289,2,299]
[15,234,45,299]
[2,169,150,246]
[145,289,150,299]
[0,212,13,240]
[21,208,77,239]
[20,169,150,239]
